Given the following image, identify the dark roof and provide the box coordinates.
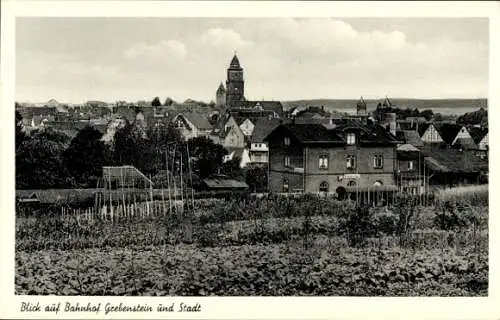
[264,119,400,146]
[454,137,477,150]
[434,122,463,145]
[232,100,284,116]
[212,112,234,138]
[264,123,344,145]
[229,54,242,69]
[217,82,226,93]
[396,130,424,147]
[356,97,367,112]
[420,147,488,173]
[467,126,488,144]
[250,118,281,143]
[417,123,431,137]
[179,112,213,131]
[293,115,330,125]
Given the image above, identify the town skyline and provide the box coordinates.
[16,18,488,103]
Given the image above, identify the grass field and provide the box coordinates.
[15,193,488,296]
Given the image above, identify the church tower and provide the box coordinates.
[225,54,245,108]
[216,82,226,107]
[356,96,367,116]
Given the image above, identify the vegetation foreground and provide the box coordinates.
[16,193,488,296]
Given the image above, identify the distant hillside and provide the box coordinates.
[281,99,488,115]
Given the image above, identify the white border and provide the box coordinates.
[1,1,499,319]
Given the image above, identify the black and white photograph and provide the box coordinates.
[2,1,498,317]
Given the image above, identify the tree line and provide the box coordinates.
[15,111,266,191]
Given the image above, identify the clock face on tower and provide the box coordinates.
[228,71,243,81]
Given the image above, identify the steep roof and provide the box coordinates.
[356,96,367,111]
[467,126,488,144]
[217,82,226,93]
[250,118,281,143]
[434,122,463,145]
[417,123,431,137]
[180,112,213,131]
[229,54,241,69]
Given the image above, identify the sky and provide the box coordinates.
[16,18,489,104]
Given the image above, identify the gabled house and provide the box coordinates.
[418,123,443,144]
[171,112,213,141]
[433,123,476,150]
[479,132,489,151]
[239,118,255,137]
[210,113,246,149]
[468,126,489,151]
[264,119,401,195]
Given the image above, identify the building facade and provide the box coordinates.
[265,121,400,195]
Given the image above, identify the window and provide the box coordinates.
[347,133,356,145]
[319,181,329,193]
[408,161,414,171]
[284,136,290,146]
[347,180,356,186]
[319,155,329,169]
[283,179,289,193]
[346,155,356,169]
[373,155,384,169]
[284,155,291,167]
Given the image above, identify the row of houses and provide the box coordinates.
[18,94,488,197]
[263,117,488,196]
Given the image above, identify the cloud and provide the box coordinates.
[15,18,488,102]
[123,39,187,60]
[201,28,253,49]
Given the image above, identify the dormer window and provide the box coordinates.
[347,132,356,145]
[284,136,290,146]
